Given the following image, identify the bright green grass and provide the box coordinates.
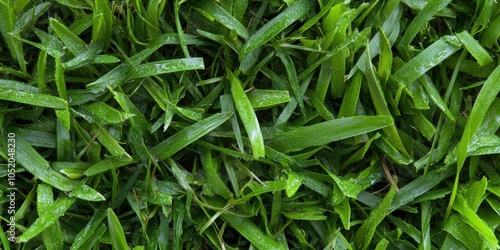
[1,0,500,249]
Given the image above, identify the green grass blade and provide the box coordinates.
[276,48,303,113]
[390,164,454,212]
[354,186,396,250]
[15,135,103,201]
[394,36,461,88]
[69,168,142,250]
[107,208,130,250]
[83,157,135,177]
[92,0,112,49]
[13,2,51,33]
[443,215,488,250]
[200,148,233,199]
[419,75,455,121]
[38,184,64,250]
[480,14,500,48]
[49,18,87,55]
[86,33,205,93]
[364,44,411,163]
[18,195,76,242]
[150,112,232,160]
[0,0,26,72]
[446,65,500,218]
[228,70,265,159]
[266,116,392,153]
[453,195,499,248]
[0,85,67,110]
[456,30,493,66]
[221,215,286,250]
[349,5,401,77]
[131,58,205,79]
[398,0,453,56]
[239,0,314,58]
[246,89,291,109]
[192,0,249,39]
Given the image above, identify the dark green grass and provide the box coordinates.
[1,0,500,249]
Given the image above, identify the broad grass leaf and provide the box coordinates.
[49,18,87,55]
[456,30,493,66]
[228,70,265,159]
[266,116,393,153]
[444,215,488,250]
[107,208,130,250]
[394,36,461,87]
[131,58,205,79]
[0,83,67,110]
[453,195,499,248]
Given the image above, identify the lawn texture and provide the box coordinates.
[1,0,500,249]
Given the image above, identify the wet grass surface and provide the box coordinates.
[1,0,500,249]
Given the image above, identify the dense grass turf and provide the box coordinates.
[1,0,500,249]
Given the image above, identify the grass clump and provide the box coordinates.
[1,0,500,249]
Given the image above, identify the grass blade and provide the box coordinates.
[456,30,493,66]
[354,186,396,250]
[192,0,249,39]
[0,85,67,110]
[18,194,76,242]
[394,36,461,88]
[446,65,500,218]
[38,184,64,250]
[107,208,130,250]
[228,70,265,159]
[239,0,314,58]
[0,0,26,72]
[131,58,205,79]
[398,0,453,56]
[150,112,232,160]
[15,135,104,201]
[49,18,87,55]
[266,116,393,153]
[221,215,286,250]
